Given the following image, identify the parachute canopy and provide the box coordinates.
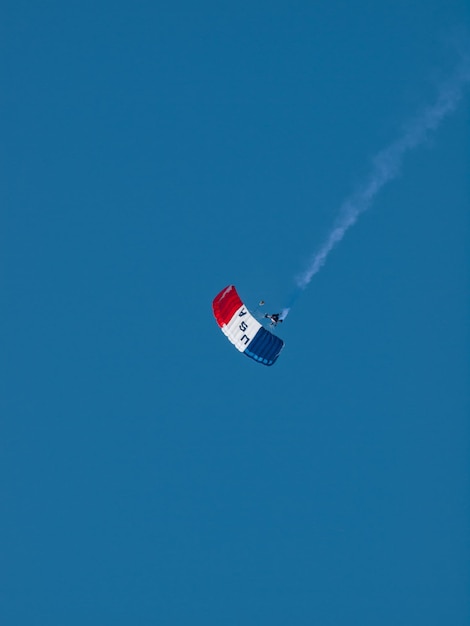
[212,285,284,366]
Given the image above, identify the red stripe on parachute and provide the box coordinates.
[212,285,243,327]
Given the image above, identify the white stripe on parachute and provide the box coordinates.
[221,305,262,352]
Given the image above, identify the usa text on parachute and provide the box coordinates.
[212,285,285,366]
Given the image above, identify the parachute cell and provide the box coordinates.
[212,285,284,366]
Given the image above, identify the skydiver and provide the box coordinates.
[264,313,283,326]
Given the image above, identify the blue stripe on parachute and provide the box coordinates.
[244,327,284,366]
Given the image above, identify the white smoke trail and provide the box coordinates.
[281,54,470,320]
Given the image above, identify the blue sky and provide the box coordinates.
[1,2,469,624]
